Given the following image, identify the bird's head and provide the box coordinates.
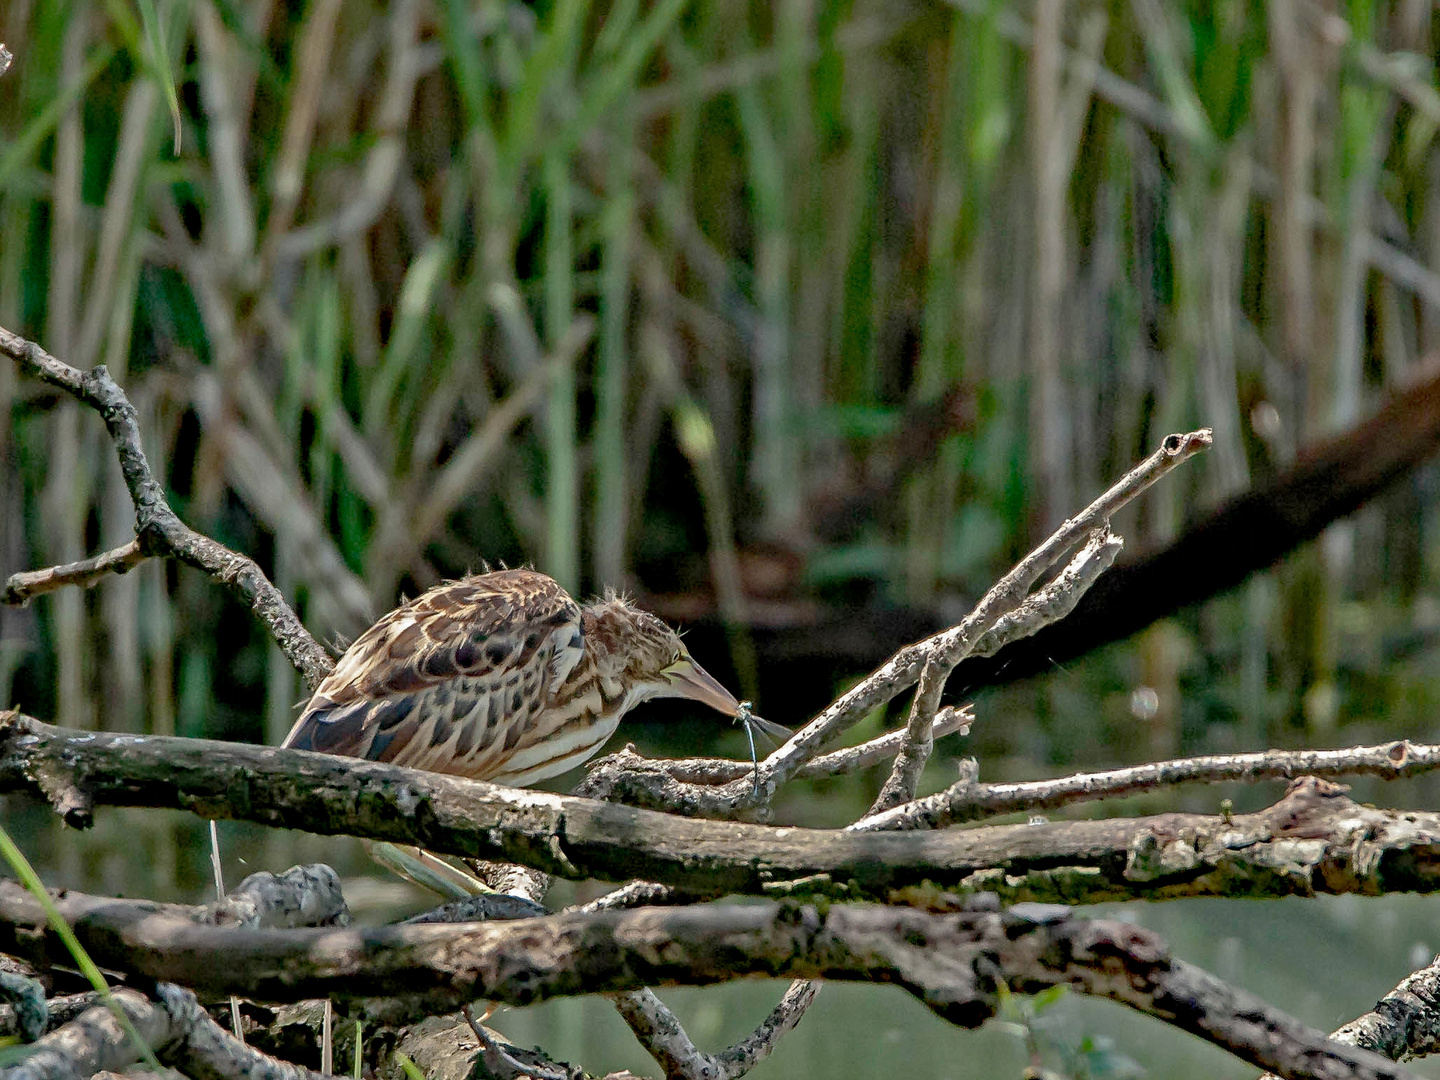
[582,592,740,716]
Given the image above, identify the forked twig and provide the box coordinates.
[0,327,335,690]
[756,429,1211,800]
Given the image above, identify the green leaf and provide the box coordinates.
[1030,984,1068,1011]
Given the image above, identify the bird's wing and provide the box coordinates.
[281,569,584,774]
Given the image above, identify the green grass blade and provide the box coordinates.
[394,1050,427,1080]
[0,824,163,1070]
[559,0,687,153]
[133,0,183,152]
[365,239,452,439]
[592,105,634,586]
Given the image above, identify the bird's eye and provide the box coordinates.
[670,650,682,665]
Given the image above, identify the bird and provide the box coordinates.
[280,568,776,898]
[282,566,767,789]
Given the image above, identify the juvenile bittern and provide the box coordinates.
[283,568,761,783]
[282,569,775,894]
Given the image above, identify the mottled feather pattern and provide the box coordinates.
[284,569,589,782]
[282,567,754,787]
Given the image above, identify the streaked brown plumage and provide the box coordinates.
[282,568,751,787]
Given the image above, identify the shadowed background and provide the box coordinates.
[4,1,1440,1075]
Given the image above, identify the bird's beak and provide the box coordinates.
[664,655,742,716]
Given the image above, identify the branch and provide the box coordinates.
[3,866,354,1080]
[869,526,1124,814]
[610,980,818,1080]
[200,864,351,930]
[574,705,975,816]
[946,362,1440,695]
[0,991,100,1043]
[412,843,778,1080]
[752,429,1209,802]
[0,969,47,1042]
[1330,955,1440,1062]
[387,1011,579,1080]
[566,881,692,914]
[1258,952,1440,1078]
[10,984,323,1080]
[0,884,1418,1080]
[0,326,334,691]
[3,540,146,605]
[714,979,819,1076]
[461,1004,569,1080]
[852,737,1440,830]
[7,714,1440,905]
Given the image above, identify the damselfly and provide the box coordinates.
[734,701,790,795]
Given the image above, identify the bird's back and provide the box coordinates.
[281,569,602,785]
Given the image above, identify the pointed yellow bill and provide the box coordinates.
[663,655,742,716]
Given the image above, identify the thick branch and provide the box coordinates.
[7,984,323,1080]
[200,864,351,930]
[0,885,1417,1080]
[1258,953,1440,1078]
[1330,955,1440,1061]
[0,327,334,690]
[6,715,1440,906]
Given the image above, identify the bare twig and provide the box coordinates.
[753,431,1210,800]
[610,973,817,1080]
[851,737,1440,830]
[402,895,549,925]
[0,328,335,690]
[583,705,975,799]
[4,539,146,606]
[609,988,715,1079]
[714,979,819,1077]
[462,1004,570,1080]
[869,524,1119,815]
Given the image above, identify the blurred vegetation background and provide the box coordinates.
[6,2,1440,1074]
